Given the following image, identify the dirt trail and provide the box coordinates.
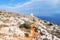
[27,21,40,40]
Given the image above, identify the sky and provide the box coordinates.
[0,0,60,16]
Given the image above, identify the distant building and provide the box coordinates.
[30,13,34,17]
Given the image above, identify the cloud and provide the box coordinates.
[47,0,59,6]
[15,1,32,9]
[0,0,59,10]
[0,0,60,16]
[0,0,33,12]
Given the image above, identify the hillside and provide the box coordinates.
[0,10,60,40]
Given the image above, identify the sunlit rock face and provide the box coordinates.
[0,10,60,40]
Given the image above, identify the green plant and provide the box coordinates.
[26,29,31,32]
[24,33,29,37]
[19,23,31,29]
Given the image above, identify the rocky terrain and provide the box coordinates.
[0,10,60,40]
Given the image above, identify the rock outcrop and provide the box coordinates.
[0,10,60,40]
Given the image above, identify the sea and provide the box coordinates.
[37,16,60,25]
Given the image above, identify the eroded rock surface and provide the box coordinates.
[0,10,60,40]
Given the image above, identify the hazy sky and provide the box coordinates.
[0,0,60,16]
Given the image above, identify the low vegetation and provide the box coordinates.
[19,23,31,30]
[24,33,29,37]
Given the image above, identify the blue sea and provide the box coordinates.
[37,16,60,25]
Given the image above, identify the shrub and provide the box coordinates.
[19,23,31,29]
[24,33,29,37]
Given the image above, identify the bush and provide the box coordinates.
[24,33,29,37]
[19,23,31,29]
